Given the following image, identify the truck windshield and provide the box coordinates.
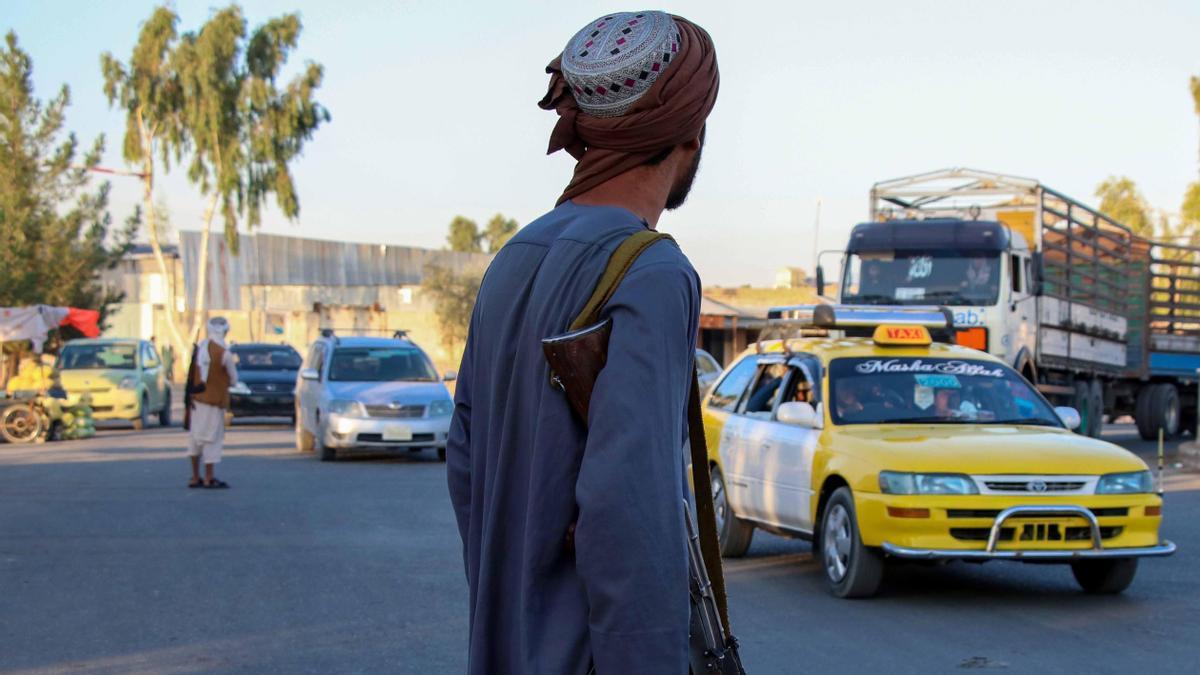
[841,251,1000,306]
[828,357,1061,427]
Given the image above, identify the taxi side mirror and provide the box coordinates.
[778,401,820,428]
[1055,406,1081,430]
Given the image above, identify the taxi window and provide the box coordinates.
[708,356,757,411]
[743,363,789,417]
[782,363,819,406]
[827,357,1061,427]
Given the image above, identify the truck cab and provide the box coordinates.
[837,218,1038,380]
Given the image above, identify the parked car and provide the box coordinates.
[696,348,722,395]
[701,304,1174,598]
[229,343,303,422]
[294,332,455,462]
[56,338,170,429]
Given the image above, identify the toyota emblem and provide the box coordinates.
[387,401,403,409]
[1027,480,1048,493]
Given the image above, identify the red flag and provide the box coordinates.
[62,308,101,337]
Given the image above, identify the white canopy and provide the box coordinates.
[0,306,71,352]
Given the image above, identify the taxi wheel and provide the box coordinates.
[820,487,883,599]
[712,466,753,558]
[1071,558,1138,594]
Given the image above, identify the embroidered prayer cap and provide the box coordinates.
[560,11,681,118]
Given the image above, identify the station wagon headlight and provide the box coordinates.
[428,399,454,417]
[118,376,137,390]
[1096,471,1152,494]
[879,471,979,495]
[328,399,366,418]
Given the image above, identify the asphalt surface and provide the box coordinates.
[1,420,1197,674]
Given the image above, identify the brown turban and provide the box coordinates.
[538,15,719,205]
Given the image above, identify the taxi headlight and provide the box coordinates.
[118,376,138,390]
[428,399,454,417]
[328,399,366,418]
[1096,471,1152,494]
[879,471,979,495]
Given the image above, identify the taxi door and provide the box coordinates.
[730,361,790,522]
[757,361,821,531]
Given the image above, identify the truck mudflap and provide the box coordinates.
[881,504,1177,561]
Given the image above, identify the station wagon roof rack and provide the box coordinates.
[758,304,952,354]
[317,327,412,343]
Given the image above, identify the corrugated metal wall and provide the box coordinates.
[179,231,491,310]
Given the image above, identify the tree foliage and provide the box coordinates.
[424,264,482,351]
[1095,176,1155,237]
[447,215,482,253]
[0,31,136,315]
[484,213,518,253]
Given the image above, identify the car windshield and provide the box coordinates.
[828,357,1062,427]
[328,346,437,382]
[233,347,302,370]
[58,343,138,370]
[840,250,1000,306]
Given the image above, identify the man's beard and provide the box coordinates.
[665,142,704,211]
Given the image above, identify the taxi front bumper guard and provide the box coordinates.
[881,504,1177,561]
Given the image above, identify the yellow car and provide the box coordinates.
[702,305,1175,598]
[56,338,171,429]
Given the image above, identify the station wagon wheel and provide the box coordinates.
[711,466,753,557]
[820,487,883,598]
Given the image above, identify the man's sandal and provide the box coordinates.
[204,479,230,489]
[188,479,204,488]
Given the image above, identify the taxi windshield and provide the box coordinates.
[828,357,1061,427]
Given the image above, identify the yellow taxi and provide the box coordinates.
[701,305,1175,598]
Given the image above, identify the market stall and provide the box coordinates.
[1,305,100,444]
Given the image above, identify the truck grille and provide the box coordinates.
[365,404,425,419]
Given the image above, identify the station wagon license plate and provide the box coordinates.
[383,425,413,442]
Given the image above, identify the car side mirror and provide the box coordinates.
[1055,406,1081,430]
[300,367,320,381]
[443,370,458,382]
[778,401,820,428]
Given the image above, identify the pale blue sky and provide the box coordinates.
[7,0,1200,286]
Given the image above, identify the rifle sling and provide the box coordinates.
[572,228,733,639]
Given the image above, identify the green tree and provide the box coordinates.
[484,213,519,253]
[447,215,482,253]
[173,5,329,339]
[101,7,187,354]
[0,31,135,315]
[423,264,482,351]
[1095,176,1155,237]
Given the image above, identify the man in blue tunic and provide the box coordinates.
[446,11,720,674]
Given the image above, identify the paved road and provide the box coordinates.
[1,422,1197,674]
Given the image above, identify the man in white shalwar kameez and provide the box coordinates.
[184,317,238,489]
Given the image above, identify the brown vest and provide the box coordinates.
[192,341,231,409]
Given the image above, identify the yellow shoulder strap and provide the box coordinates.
[569,230,674,331]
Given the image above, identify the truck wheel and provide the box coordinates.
[1151,384,1181,439]
[1135,386,1156,441]
[1071,558,1137,594]
[1088,380,1104,438]
[820,487,884,598]
[1072,382,1095,437]
[712,466,754,558]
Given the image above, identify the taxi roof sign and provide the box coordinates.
[873,324,933,346]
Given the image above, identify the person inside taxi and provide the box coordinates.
[836,383,865,418]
